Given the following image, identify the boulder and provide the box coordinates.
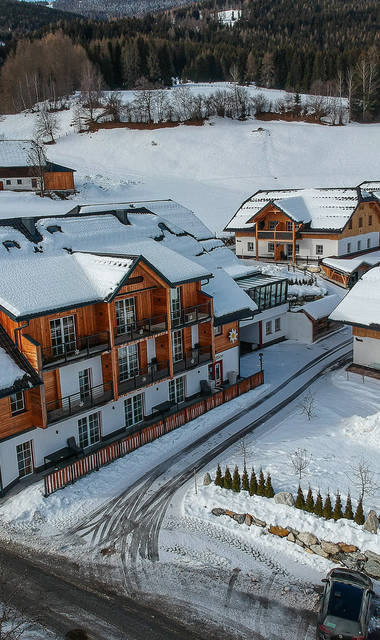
[310,544,329,558]
[364,558,380,579]
[295,539,304,548]
[363,510,379,534]
[338,542,358,553]
[211,507,226,517]
[321,540,341,555]
[274,492,295,507]
[225,509,236,518]
[233,513,246,524]
[338,551,366,570]
[245,513,253,526]
[203,472,212,486]
[305,548,314,554]
[251,515,267,528]
[297,531,319,546]
[269,525,289,538]
[286,526,299,536]
[287,532,296,543]
[364,549,380,563]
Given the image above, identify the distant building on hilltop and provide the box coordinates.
[0,140,75,194]
[225,183,380,265]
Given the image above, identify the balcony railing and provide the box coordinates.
[114,314,167,346]
[257,231,293,240]
[42,332,110,368]
[173,346,212,373]
[46,381,113,424]
[118,360,170,395]
[171,302,211,328]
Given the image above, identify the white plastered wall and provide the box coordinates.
[215,345,239,379]
[58,356,103,397]
[353,335,380,368]
[286,311,313,343]
[338,232,379,255]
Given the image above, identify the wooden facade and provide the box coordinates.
[43,170,75,192]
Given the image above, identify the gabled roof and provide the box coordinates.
[0,140,46,168]
[224,186,374,233]
[330,267,380,328]
[322,249,380,276]
[0,325,41,398]
[297,294,340,320]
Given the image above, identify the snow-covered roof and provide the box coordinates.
[298,294,340,320]
[0,140,45,168]
[225,188,362,232]
[330,268,380,327]
[0,347,25,392]
[359,181,380,198]
[322,250,380,275]
[0,200,256,321]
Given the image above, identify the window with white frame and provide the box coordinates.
[265,321,272,335]
[367,238,371,249]
[50,315,76,357]
[169,376,185,404]
[268,242,274,252]
[357,240,361,251]
[268,221,277,230]
[124,394,144,428]
[10,391,25,415]
[347,242,351,253]
[213,325,222,336]
[286,221,293,231]
[17,179,22,185]
[247,242,255,252]
[6,180,11,185]
[16,440,33,477]
[170,287,181,322]
[78,412,100,448]
[275,318,281,332]
[79,368,91,402]
[118,343,139,382]
[115,297,136,335]
[315,245,323,255]
[172,330,183,363]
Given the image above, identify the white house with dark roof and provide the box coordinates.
[225,185,380,262]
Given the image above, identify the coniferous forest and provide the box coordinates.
[0,0,378,118]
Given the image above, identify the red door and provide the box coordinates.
[0,181,3,191]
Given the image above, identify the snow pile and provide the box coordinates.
[343,411,380,450]
[0,347,24,391]
[331,266,380,326]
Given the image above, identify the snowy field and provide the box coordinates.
[0,83,378,234]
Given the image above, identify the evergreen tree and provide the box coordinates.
[314,490,323,517]
[232,465,241,493]
[305,486,315,513]
[295,485,305,510]
[223,466,232,490]
[323,493,333,519]
[354,497,365,525]
[242,465,250,492]
[249,468,257,496]
[215,463,223,488]
[332,492,343,520]
[265,473,275,498]
[344,493,354,520]
[257,469,266,496]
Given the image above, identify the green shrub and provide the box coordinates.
[265,473,275,498]
[249,468,257,496]
[295,485,305,510]
[241,465,249,492]
[314,491,323,517]
[215,463,223,487]
[332,492,343,520]
[323,493,332,519]
[257,469,266,496]
[304,487,314,513]
[223,466,232,490]
[232,465,241,492]
[354,497,365,525]
[343,493,354,520]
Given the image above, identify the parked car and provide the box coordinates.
[316,567,374,639]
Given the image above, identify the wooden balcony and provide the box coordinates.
[46,381,113,424]
[173,346,212,373]
[42,332,110,368]
[171,302,211,329]
[118,361,170,395]
[257,231,293,240]
[114,314,167,346]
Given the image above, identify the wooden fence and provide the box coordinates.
[44,371,264,497]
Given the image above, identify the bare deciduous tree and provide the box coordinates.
[348,458,379,502]
[27,139,47,197]
[34,102,60,144]
[289,448,312,483]
[298,390,317,420]
[236,438,248,468]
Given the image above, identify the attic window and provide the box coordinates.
[3,240,20,251]
[47,225,62,234]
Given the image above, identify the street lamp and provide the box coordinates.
[259,352,263,372]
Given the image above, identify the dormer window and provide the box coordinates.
[3,240,20,251]
[47,225,62,234]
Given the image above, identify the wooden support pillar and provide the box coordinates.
[292,222,296,264]
[107,303,119,401]
[255,225,259,260]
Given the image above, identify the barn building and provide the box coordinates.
[0,140,75,193]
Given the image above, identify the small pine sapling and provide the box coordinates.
[305,487,315,513]
[332,492,343,520]
[314,491,323,517]
[354,497,365,525]
[241,465,249,492]
[295,485,305,510]
[323,493,333,519]
[232,466,241,493]
[344,493,354,520]
[257,469,266,496]
[223,466,232,490]
[265,473,275,498]
[215,463,223,487]
[249,468,258,496]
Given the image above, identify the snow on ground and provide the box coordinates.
[344,411,380,451]
[0,84,378,234]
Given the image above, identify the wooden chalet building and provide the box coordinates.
[0,140,75,193]
[225,185,380,262]
[0,200,263,495]
[330,267,380,379]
